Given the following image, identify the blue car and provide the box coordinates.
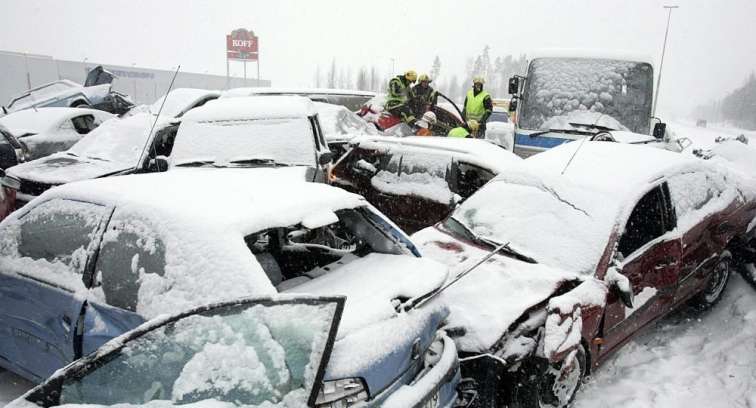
[0,169,460,407]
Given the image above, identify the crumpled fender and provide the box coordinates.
[543,278,608,363]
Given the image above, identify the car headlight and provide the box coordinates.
[316,378,369,407]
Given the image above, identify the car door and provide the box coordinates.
[23,297,344,407]
[601,183,681,357]
[0,198,112,382]
[80,209,168,356]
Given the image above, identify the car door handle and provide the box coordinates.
[61,315,72,333]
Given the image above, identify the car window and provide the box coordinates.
[667,171,727,225]
[371,150,454,204]
[454,161,496,198]
[59,300,339,407]
[618,185,667,257]
[94,212,167,312]
[71,115,97,135]
[0,199,110,290]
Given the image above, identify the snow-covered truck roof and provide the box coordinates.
[527,48,655,66]
[181,95,317,122]
[350,135,522,173]
[0,107,113,135]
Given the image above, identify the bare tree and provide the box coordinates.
[431,56,442,81]
[327,58,337,89]
[356,67,369,91]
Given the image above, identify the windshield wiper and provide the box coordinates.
[568,122,616,132]
[174,160,223,168]
[86,155,109,162]
[447,216,537,264]
[227,158,305,167]
[526,128,598,138]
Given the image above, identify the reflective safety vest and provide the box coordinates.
[385,77,410,110]
[465,89,490,121]
[448,127,470,138]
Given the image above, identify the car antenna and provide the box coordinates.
[560,112,604,175]
[404,241,511,311]
[136,65,181,171]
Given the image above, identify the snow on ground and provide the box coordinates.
[669,120,756,151]
[575,274,756,408]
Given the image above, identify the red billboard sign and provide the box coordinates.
[226,28,259,61]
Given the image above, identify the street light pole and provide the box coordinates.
[652,5,679,117]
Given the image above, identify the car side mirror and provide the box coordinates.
[508,76,520,95]
[318,152,334,166]
[652,122,667,139]
[147,155,169,172]
[508,99,518,113]
[1,172,21,190]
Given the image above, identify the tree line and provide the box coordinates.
[312,46,527,103]
[693,72,756,130]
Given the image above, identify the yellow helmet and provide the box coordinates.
[467,119,480,132]
[472,76,485,85]
[418,73,432,83]
[405,70,418,83]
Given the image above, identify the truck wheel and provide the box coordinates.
[691,255,731,309]
[510,345,586,408]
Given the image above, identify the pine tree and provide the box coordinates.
[431,56,442,81]
[327,59,337,89]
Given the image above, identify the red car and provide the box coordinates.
[357,94,465,135]
[412,141,756,407]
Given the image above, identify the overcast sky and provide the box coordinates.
[2,0,755,117]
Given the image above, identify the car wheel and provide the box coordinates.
[510,344,587,408]
[692,255,731,309]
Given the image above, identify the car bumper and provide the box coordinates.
[380,334,461,408]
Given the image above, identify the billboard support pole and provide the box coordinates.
[244,60,247,86]
[226,57,230,90]
[257,59,260,86]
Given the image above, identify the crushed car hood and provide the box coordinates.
[287,253,449,396]
[412,226,581,353]
[7,153,128,185]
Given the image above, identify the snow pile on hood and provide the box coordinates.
[706,139,756,176]
[413,227,580,352]
[313,102,379,142]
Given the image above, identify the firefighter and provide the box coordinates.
[411,74,439,117]
[462,77,493,138]
[415,111,437,136]
[447,120,478,138]
[384,70,417,125]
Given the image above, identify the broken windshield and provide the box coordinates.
[519,57,654,134]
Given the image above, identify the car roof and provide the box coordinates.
[0,107,114,135]
[524,141,705,196]
[222,87,376,98]
[181,95,317,122]
[31,169,365,233]
[350,136,522,173]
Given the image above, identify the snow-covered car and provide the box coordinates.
[222,87,376,111]
[507,50,690,157]
[3,66,134,116]
[0,171,461,407]
[125,88,221,119]
[330,136,522,233]
[170,96,334,182]
[5,113,177,209]
[411,141,756,407]
[485,107,515,151]
[358,94,466,136]
[0,107,113,163]
[314,101,381,157]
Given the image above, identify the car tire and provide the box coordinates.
[691,255,731,310]
[510,344,587,408]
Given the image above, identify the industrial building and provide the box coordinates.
[0,50,270,107]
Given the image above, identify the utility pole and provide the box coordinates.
[652,5,679,117]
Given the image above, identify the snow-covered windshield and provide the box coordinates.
[519,58,653,134]
[444,177,615,273]
[69,114,152,167]
[58,301,337,407]
[172,118,317,167]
